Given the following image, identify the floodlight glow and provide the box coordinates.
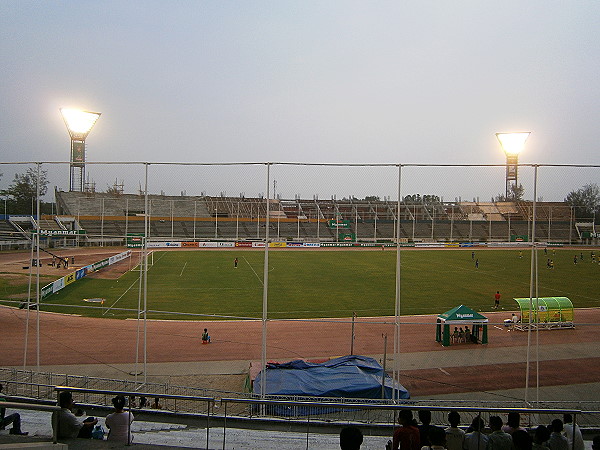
[60,108,101,139]
[495,132,531,155]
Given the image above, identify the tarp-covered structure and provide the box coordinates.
[436,304,488,346]
[253,355,409,400]
[513,297,574,330]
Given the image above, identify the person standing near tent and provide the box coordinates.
[494,291,501,309]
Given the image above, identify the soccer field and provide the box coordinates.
[40,248,600,320]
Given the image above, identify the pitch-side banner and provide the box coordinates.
[109,250,131,265]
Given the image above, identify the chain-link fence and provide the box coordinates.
[1,161,599,411]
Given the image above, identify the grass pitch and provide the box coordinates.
[38,248,599,320]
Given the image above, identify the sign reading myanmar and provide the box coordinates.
[36,230,86,236]
[328,219,350,229]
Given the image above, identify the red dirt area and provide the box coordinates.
[2,307,600,398]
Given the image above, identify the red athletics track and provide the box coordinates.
[2,306,600,397]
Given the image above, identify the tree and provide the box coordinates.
[494,183,525,202]
[0,167,49,214]
[403,194,440,203]
[363,195,380,202]
[565,183,600,220]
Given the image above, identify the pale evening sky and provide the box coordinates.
[0,1,598,201]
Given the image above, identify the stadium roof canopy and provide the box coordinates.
[436,304,488,346]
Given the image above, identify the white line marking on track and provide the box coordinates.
[438,368,451,376]
[179,261,188,277]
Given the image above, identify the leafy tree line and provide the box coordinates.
[565,183,600,221]
[0,168,53,215]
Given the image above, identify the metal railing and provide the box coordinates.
[0,401,60,444]
[2,381,595,450]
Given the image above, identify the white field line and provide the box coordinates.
[179,261,188,277]
[242,256,264,286]
[103,277,140,316]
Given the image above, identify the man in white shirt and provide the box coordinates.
[562,414,584,450]
[52,391,97,439]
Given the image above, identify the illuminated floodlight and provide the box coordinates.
[496,131,531,199]
[60,108,101,140]
[60,108,101,192]
[495,132,531,155]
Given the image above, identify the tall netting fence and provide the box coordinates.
[1,161,599,416]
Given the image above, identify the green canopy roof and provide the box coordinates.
[438,305,488,323]
[514,297,573,323]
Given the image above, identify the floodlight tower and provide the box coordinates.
[496,132,531,199]
[60,108,101,192]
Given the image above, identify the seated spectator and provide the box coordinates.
[52,391,97,439]
[486,416,512,450]
[418,410,439,447]
[532,425,550,450]
[340,425,363,449]
[592,436,600,450]
[464,416,488,450]
[151,397,162,409]
[105,395,134,444]
[502,412,524,435]
[547,419,568,450]
[391,410,420,450]
[425,426,447,450]
[445,411,465,450]
[0,383,28,435]
[139,396,147,409]
[512,430,533,450]
[562,414,584,450]
[452,327,459,343]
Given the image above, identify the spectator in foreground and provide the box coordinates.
[486,416,512,450]
[0,383,28,435]
[592,436,600,450]
[425,426,447,450]
[445,411,465,450]
[547,419,568,450]
[105,395,134,444]
[464,416,488,450]
[502,412,524,435]
[512,430,533,450]
[562,414,584,450]
[52,391,97,439]
[418,410,438,447]
[532,425,550,450]
[340,425,363,449]
[390,410,420,450]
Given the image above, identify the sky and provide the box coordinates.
[0,1,598,201]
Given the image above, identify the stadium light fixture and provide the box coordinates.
[496,132,531,199]
[60,108,101,192]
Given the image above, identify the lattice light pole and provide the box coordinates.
[60,108,101,192]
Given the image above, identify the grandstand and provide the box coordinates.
[29,190,583,246]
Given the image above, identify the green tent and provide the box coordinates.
[436,305,488,347]
[513,297,574,330]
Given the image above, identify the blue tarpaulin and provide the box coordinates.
[254,355,410,400]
